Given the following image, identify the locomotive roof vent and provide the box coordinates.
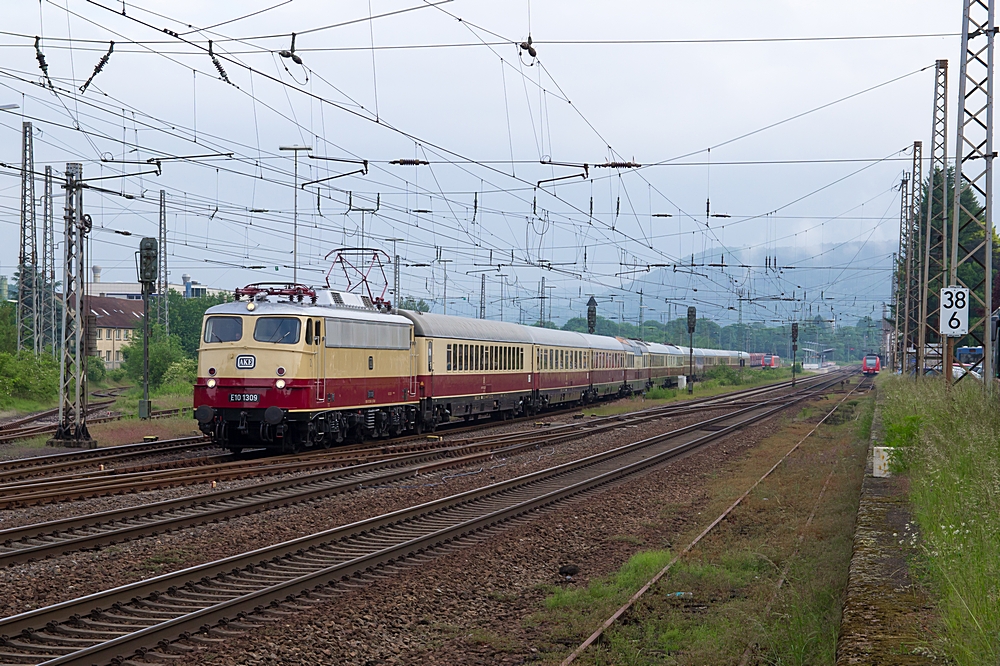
[314,289,379,311]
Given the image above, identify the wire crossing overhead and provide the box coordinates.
[951,0,995,382]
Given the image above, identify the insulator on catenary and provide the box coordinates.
[209,41,232,85]
[34,37,53,89]
[390,159,429,166]
[596,161,642,169]
[79,42,113,94]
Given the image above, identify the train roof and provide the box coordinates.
[207,291,411,326]
[399,310,535,344]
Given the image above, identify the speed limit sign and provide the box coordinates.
[940,286,969,336]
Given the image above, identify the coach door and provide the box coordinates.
[308,318,325,403]
[409,336,419,400]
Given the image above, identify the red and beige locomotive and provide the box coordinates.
[194,285,748,453]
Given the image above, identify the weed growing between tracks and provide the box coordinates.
[535,388,870,665]
[880,376,1000,666]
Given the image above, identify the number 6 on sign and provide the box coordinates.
[939,286,969,336]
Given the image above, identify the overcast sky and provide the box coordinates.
[0,0,964,328]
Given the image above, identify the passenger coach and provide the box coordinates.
[193,284,748,453]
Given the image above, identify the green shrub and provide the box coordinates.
[160,358,196,389]
[645,387,678,400]
[86,355,106,383]
[120,325,187,389]
[0,351,59,408]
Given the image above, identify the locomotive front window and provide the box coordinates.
[204,316,243,343]
[254,317,301,344]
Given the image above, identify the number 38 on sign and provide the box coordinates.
[939,286,969,337]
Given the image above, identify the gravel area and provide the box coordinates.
[170,417,789,666]
[0,408,730,617]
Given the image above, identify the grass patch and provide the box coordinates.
[536,388,870,665]
[141,548,193,572]
[878,376,1000,665]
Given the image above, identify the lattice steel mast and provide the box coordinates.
[42,165,57,355]
[17,121,39,354]
[158,189,169,335]
[951,0,995,382]
[49,164,95,448]
[910,142,924,374]
[919,61,949,377]
[899,173,913,372]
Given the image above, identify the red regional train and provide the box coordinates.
[862,354,881,375]
[193,285,749,453]
[761,354,781,368]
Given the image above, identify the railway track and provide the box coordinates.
[0,374,819,484]
[0,373,835,511]
[0,371,854,666]
[0,377,827,565]
[0,408,185,446]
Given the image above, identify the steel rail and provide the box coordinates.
[0,379,825,566]
[0,373,833,508]
[0,372,850,665]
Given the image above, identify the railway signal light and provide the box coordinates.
[136,238,157,420]
[687,307,696,394]
[587,296,598,334]
[138,237,158,288]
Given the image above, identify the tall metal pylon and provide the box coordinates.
[891,250,900,371]
[41,165,57,356]
[158,189,169,335]
[49,164,95,448]
[479,274,486,319]
[899,174,913,372]
[17,121,39,355]
[909,142,924,375]
[919,61,950,377]
[951,0,995,382]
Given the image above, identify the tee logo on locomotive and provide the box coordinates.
[235,354,256,370]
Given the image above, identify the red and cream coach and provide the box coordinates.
[194,284,747,453]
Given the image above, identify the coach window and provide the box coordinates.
[447,344,453,371]
[428,340,433,372]
[204,316,243,343]
[369,356,374,370]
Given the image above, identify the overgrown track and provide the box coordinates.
[0,371,853,666]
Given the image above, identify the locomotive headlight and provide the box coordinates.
[246,301,256,311]
[206,378,217,388]
[275,379,287,389]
